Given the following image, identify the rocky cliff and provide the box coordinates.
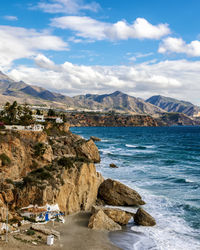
[0,125,102,222]
[65,112,159,127]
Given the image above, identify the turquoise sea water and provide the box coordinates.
[71,126,200,250]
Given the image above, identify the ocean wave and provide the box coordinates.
[101,139,109,142]
[126,144,155,150]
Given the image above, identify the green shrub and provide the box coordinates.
[57,157,74,168]
[0,153,11,166]
[30,160,38,170]
[23,216,36,223]
[26,229,35,236]
[5,178,14,184]
[34,143,46,157]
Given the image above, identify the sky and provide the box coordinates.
[0,0,200,104]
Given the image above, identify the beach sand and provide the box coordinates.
[0,212,121,250]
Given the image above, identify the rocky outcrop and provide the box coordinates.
[51,134,100,163]
[90,136,101,142]
[74,139,100,163]
[134,208,156,226]
[92,206,132,225]
[98,179,145,206]
[66,113,159,127]
[109,163,118,168]
[0,130,53,180]
[14,162,104,214]
[88,209,122,231]
[0,127,102,221]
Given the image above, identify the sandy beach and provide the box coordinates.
[0,212,121,250]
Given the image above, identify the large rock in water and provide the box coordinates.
[98,179,145,206]
[88,209,122,231]
[92,206,132,225]
[134,208,156,226]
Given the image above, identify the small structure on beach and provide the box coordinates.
[19,204,65,223]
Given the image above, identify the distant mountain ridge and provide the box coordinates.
[0,71,199,118]
[146,95,200,117]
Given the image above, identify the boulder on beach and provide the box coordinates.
[92,206,132,225]
[98,179,145,206]
[90,136,101,142]
[88,209,122,231]
[134,208,156,226]
[109,163,118,168]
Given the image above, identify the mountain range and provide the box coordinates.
[0,71,199,118]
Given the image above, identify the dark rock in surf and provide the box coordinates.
[134,208,156,226]
[109,163,118,168]
[90,136,101,142]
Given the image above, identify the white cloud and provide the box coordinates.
[0,25,68,69]
[7,55,200,105]
[51,16,170,41]
[36,0,100,14]
[3,16,18,21]
[159,37,200,57]
[129,52,154,61]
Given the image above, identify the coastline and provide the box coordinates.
[0,212,122,250]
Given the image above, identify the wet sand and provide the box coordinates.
[0,212,121,250]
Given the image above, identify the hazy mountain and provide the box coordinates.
[146,95,200,117]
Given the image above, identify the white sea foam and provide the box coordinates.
[128,188,200,250]
[186,178,194,183]
[101,139,109,142]
[126,144,155,149]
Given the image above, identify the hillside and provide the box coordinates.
[0,71,165,115]
[0,71,199,119]
[73,91,165,115]
[146,95,200,117]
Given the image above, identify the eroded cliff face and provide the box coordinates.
[0,126,102,221]
[0,131,53,180]
[15,162,103,213]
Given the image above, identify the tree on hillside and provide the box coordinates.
[20,104,33,126]
[36,109,43,115]
[0,101,33,125]
[47,109,56,117]
[1,101,18,124]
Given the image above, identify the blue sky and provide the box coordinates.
[0,0,200,104]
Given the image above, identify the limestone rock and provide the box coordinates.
[2,189,14,203]
[58,123,70,133]
[74,139,100,163]
[0,131,52,180]
[109,163,118,168]
[98,179,145,206]
[88,209,121,231]
[16,162,104,214]
[92,206,132,225]
[90,136,101,142]
[134,208,156,226]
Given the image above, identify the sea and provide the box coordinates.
[71,126,200,250]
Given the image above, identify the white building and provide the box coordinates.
[56,117,63,123]
[32,115,45,123]
[5,124,44,131]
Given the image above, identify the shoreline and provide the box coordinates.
[0,212,122,250]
